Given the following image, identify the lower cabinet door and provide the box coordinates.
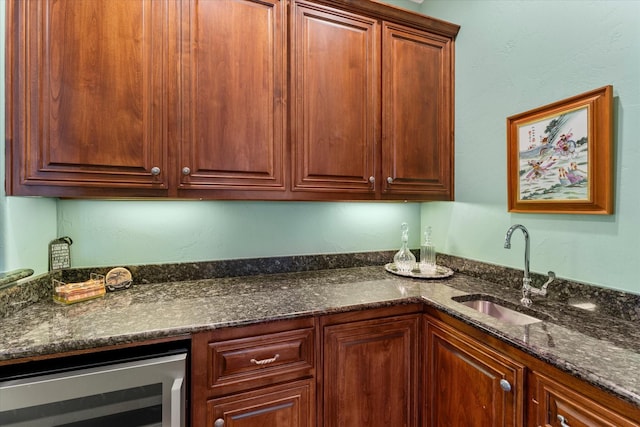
[207,380,314,427]
[529,372,639,427]
[322,314,420,427]
[425,319,525,427]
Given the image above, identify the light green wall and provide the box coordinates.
[419,0,639,294]
[57,200,420,267]
[378,0,421,12]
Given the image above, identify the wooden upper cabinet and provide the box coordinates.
[6,0,173,197]
[291,0,458,200]
[382,23,454,200]
[178,0,287,196]
[6,0,458,200]
[291,2,378,196]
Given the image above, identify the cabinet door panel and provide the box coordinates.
[9,0,170,194]
[323,315,419,427]
[292,2,378,193]
[207,380,314,427]
[426,320,524,427]
[382,23,454,199]
[180,0,286,192]
[529,372,639,427]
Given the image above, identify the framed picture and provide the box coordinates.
[507,85,613,214]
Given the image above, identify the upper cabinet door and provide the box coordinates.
[178,0,287,195]
[291,2,379,196]
[381,23,454,200]
[6,0,172,197]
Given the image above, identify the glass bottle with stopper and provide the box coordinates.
[393,222,416,273]
[420,226,436,274]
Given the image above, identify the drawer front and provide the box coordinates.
[208,327,314,396]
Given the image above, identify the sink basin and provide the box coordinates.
[453,295,543,326]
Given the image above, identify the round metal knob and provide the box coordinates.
[499,379,512,392]
[182,167,191,176]
[387,176,394,184]
[557,415,570,427]
[150,167,161,176]
[214,418,225,427]
[369,176,375,184]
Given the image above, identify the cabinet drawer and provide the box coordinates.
[207,328,314,396]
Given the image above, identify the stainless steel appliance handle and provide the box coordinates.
[171,377,184,427]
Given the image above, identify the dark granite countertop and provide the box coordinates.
[0,263,638,409]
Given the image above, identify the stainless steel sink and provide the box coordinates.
[453,296,543,325]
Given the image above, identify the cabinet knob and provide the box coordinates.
[182,167,191,176]
[499,379,512,392]
[387,176,394,184]
[214,419,225,427]
[557,415,570,427]
[369,176,375,184]
[150,167,161,176]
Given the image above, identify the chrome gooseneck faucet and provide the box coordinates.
[504,224,555,307]
[504,224,530,282]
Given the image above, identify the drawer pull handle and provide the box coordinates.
[557,414,570,427]
[214,418,224,427]
[250,354,280,365]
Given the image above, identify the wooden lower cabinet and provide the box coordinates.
[207,380,314,427]
[320,307,421,427]
[424,310,639,427]
[191,318,316,427]
[528,371,639,427]
[191,306,639,427]
[425,317,525,427]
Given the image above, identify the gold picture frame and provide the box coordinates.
[507,85,613,214]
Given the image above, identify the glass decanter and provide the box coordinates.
[394,222,416,273]
[420,226,436,274]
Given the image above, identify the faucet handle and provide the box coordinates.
[541,271,556,292]
[528,271,555,300]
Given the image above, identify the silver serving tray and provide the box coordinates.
[384,263,454,279]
